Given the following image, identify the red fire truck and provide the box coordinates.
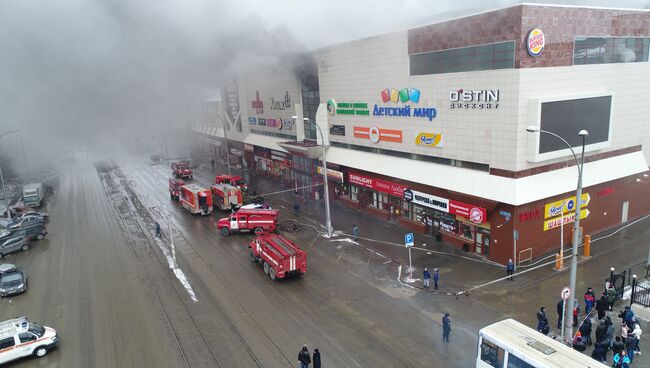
[248,234,306,280]
[211,183,243,211]
[171,161,193,179]
[168,178,185,200]
[217,208,279,236]
[215,174,248,192]
[180,184,213,215]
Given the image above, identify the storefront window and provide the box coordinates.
[401,201,412,220]
[440,214,456,234]
[350,185,358,201]
[460,223,474,241]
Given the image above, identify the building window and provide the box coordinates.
[410,41,515,76]
[573,37,650,65]
[349,185,359,201]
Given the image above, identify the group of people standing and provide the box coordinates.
[297,345,321,368]
[422,267,440,290]
[536,282,643,367]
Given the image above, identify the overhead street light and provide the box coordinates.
[0,129,20,221]
[292,116,333,237]
[527,126,589,341]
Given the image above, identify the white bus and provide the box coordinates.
[477,319,609,368]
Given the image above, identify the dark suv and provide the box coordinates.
[1,224,47,241]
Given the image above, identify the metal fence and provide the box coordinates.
[631,276,650,308]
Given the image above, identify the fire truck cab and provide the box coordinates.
[217,208,278,236]
[180,184,213,215]
[215,175,247,192]
[248,234,306,280]
[211,183,243,211]
[168,178,185,200]
[171,161,193,179]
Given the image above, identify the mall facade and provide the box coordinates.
[193,3,650,265]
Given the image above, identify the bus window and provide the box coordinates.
[506,353,534,368]
[480,338,504,367]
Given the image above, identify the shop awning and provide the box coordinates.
[326,147,648,206]
[243,134,289,153]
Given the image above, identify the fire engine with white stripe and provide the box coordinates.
[248,234,306,280]
[217,208,279,236]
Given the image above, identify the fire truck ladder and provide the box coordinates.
[270,236,297,256]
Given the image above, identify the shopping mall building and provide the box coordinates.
[193,3,650,264]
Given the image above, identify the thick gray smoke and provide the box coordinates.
[0,0,648,168]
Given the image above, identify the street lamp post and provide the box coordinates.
[0,129,19,220]
[293,116,333,237]
[527,126,588,340]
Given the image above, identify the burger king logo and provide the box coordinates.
[526,28,545,57]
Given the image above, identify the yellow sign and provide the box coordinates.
[544,193,590,219]
[543,209,590,231]
[415,133,443,147]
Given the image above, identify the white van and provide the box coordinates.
[0,317,58,364]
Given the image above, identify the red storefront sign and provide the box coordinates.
[348,172,406,197]
[448,200,488,224]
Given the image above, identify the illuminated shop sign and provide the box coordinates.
[258,118,267,126]
[527,28,545,57]
[349,172,406,197]
[248,117,257,125]
[251,90,264,114]
[373,88,436,121]
[415,133,443,147]
[353,126,402,143]
[544,193,590,219]
[543,209,590,231]
[269,91,292,111]
[316,167,344,183]
[327,99,370,116]
[403,189,487,224]
[449,89,500,109]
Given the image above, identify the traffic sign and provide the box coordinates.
[404,233,414,248]
[561,286,571,300]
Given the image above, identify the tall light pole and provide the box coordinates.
[527,126,588,340]
[0,129,19,220]
[293,116,332,237]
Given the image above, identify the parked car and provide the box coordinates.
[8,214,44,229]
[6,225,47,241]
[0,236,31,259]
[0,267,27,297]
[0,263,16,276]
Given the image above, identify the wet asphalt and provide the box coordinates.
[0,152,647,367]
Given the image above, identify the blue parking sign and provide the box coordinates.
[404,233,414,247]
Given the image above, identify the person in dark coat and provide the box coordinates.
[612,336,625,356]
[298,345,311,368]
[506,259,515,281]
[313,348,321,368]
[540,318,550,335]
[572,335,586,352]
[352,224,359,241]
[595,294,609,320]
[591,341,606,363]
[595,319,609,345]
[155,222,161,237]
[442,313,451,342]
[536,307,546,332]
[433,268,440,290]
[557,300,564,329]
[423,267,431,289]
[579,317,592,345]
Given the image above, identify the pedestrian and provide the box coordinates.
[423,267,431,289]
[584,287,595,315]
[352,224,359,241]
[612,336,625,356]
[606,285,617,311]
[572,299,580,327]
[579,317,592,345]
[442,313,451,343]
[155,222,161,237]
[536,307,547,332]
[433,268,440,290]
[506,259,514,281]
[596,319,609,344]
[613,349,631,368]
[572,333,586,352]
[210,158,216,170]
[293,201,301,216]
[557,299,564,329]
[624,325,636,363]
[606,316,615,348]
[313,348,321,368]
[596,293,609,320]
[540,318,550,336]
[591,341,606,363]
[298,345,311,368]
[632,319,642,355]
